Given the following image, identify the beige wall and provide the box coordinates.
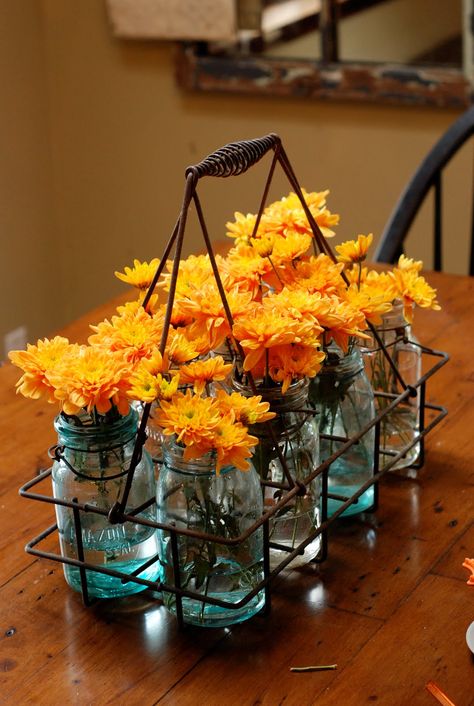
[0,0,467,355]
[0,1,55,355]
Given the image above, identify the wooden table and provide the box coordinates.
[1,271,473,706]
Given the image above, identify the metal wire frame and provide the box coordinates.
[20,346,448,626]
[18,134,449,626]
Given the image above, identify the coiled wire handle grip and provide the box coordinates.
[185,133,281,179]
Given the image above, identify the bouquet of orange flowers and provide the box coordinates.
[8,257,282,605]
[216,190,438,511]
[336,241,440,470]
[10,184,441,480]
[9,299,275,476]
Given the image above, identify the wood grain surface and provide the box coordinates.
[1,273,473,706]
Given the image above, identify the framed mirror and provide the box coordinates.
[176,0,473,108]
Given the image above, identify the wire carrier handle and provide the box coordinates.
[185,134,281,179]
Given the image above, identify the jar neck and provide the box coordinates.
[231,377,309,414]
[320,344,364,379]
[377,300,411,332]
[54,408,138,453]
[162,439,233,476]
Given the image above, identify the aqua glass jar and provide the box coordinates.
[157,441,264,627]
[233,378,321,569]
[51,408,160,598]
[144,402,164,470]
[310,345,375,517]
[360,302,421,470]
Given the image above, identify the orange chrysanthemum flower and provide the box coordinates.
[138,350,169,376]
[9,336,77,403]
[397,254,423,274]
[267,288,359,352]
[182,413,258,473]
[115,300,143,317]
[209,417,258,473]
[215,390,276,425]
[389,269,440,323]
[315,296,370,351]
[251,233,275,258]
[313,208,340,239]
[178,356,233,395]
[49,345,130,416]
[345,265,368,286]
[155,389,220,447]
[265,288,325,333]
[363,270,398,300]
[233,307,310,372]
[226,211,260,244]
[89,305,163,365]
[269,343,326,393]
[335,234,373,264]
[179,329,213,358]
[264,189,340,239]
[166,331,201,366]
[462,558,474,585]
[344,266,397,297]
[271,231,312,266]
[152,299,193,328]
[222,244,274,296]
[128,366,179,404]
[343,283,393,326]
[156,389,269,473]
[178,284,253,350]
[126,350,174,403]
[114,258,161,291]
[160,254,227,299]
[282,254,345,296]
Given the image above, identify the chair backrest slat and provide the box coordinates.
[471,149,474,277]
[434,173,442,272]
[374,105,474,274]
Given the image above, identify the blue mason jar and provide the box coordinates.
[233,378,322,569]
[310,345,375,517]
[359,302,422,471]
[51,408,160,598]
[157,440,265,627]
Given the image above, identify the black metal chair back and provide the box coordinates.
[374,106,474,275]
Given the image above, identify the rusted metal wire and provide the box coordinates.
[185,134,280,179]
[20,347,447,552]
[21,392,447,617]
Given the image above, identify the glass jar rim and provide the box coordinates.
[376,299,411,330]
[319,345,364,377]
[231,376,309,412]
[162,438,237,476]
[54,407,138,450]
